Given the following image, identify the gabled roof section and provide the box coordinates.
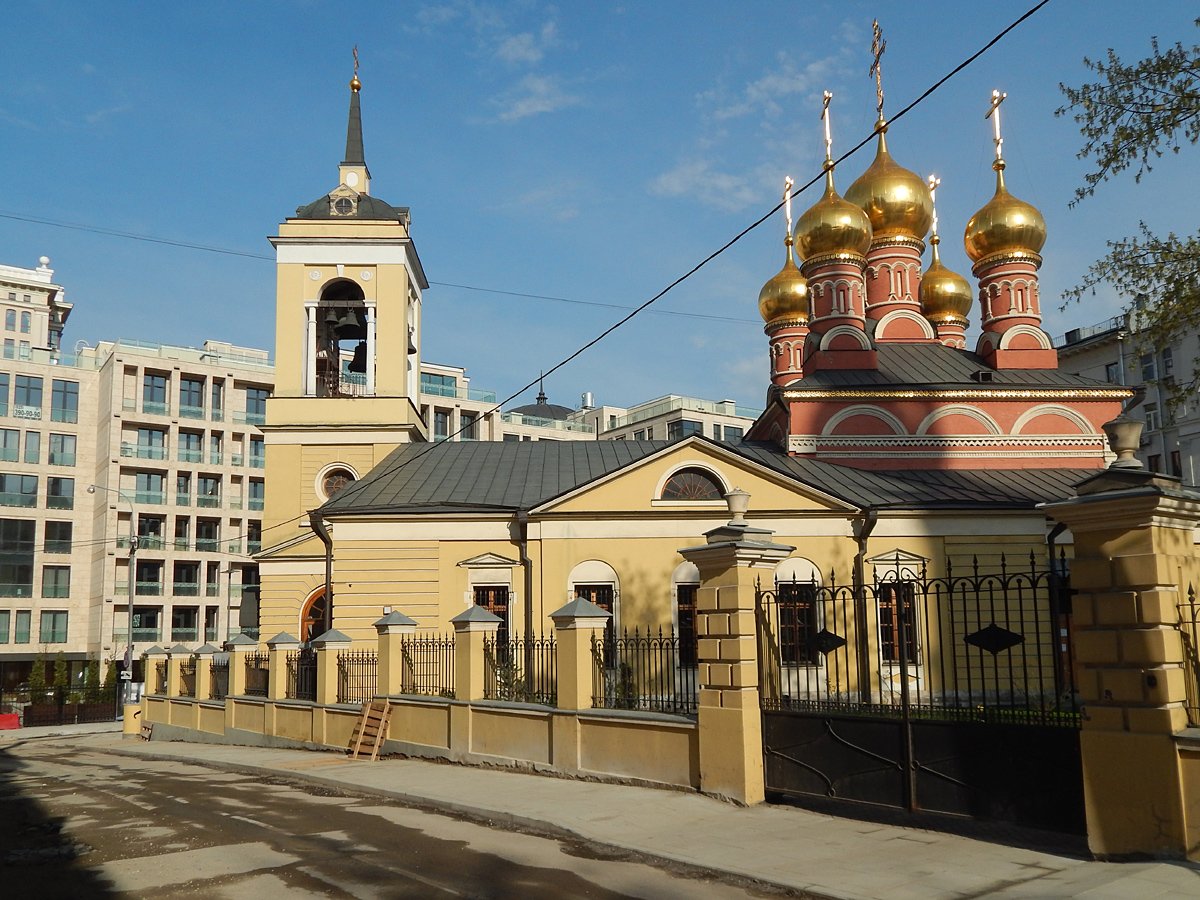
[317,434,1094,517]
[293,192,410,221]
[787,343,1124,392]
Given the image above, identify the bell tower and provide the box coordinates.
[257,61,429,637]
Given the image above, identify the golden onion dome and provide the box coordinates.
[919,237,973,324]
[794,168,873,260]
[758,236,809,324]
[845,129,933,241]
[963,162,1046,263]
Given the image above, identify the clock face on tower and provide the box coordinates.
[333,197,354,216]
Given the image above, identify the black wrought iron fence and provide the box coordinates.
[757,552,1077,726]
[154,660,168,695]
[179,658,196,697]
[210,657,229,701]
[485,634,557,706]
[1180,584,1200,727]
[286,648,317,701]
[397,634,455,698]
[591,627,698,716]
[338,650,378,704]
[4,683,121,726]
[244,652,269,697]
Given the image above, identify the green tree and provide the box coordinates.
[1057,19,1200,390]
[104,658,118,687]
[84,658,101,702]
[27,654,47,699]
[53,652,69,691]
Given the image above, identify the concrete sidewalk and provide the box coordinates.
[55,733,1200,899]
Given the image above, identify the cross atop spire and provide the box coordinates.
[821,91,835,170]
[782,176,795,237]
[870,19,887,126]
[986,89,1007,166]
[343,49,366,166]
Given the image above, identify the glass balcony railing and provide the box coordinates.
[196,495,221,509]
[249,455,266,469]
[229,499,243,510]
[171,627,199,642]
[176,493,190,506]
[50,408,78,424]
[135,491,165,505]
[46,496,74,510]
[248,498,264,511]
[205,583,220,597]
[0,449,17,462]
[195,538,220,552]
[142,400,169,416]
[211,408,224,422]
[0,582,34,598]
[114,583,129,595]
[248,540,262,554]
[234,411,266,426]
[132,627,162,643]
[178,448,202,463]
[136,536,165,551]
[209,452,223,465]
[231,453,244,466]
[173,582,200,597]
[179,404,205,419]
[227,541,242,554]
[48,452,75,466]
[122,443,167,460]
[41,585,70,599]
[174,538,190,551]
[135,581,163,596]
[0,493,37,508]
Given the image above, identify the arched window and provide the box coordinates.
[300,587,328,643]
[660,467,724,501]
[671,561,700,668]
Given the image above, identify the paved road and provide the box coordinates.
[1,739,792,899]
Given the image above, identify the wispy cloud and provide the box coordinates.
[495,74,579,123]
[0,108,39,131]
[496,22,558,65]
[650,159,759,213]
[85,104,132,125]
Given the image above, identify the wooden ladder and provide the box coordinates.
[347,700,391,761]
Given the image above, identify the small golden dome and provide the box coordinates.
[350,74,362,92]
[845,129,933,241]
[963,162,1046,263]
[758,237,809,323]
[794,169,872,260]
[919,237,973,324]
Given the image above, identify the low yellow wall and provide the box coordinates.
[139,694,698,790]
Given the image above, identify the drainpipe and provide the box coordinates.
[309,511,334,635]
[851,507,879,704]
[516,510,534,642]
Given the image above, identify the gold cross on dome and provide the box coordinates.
[353,45,360,77]
[783,176,795,236]
[986,89,1007,162]
[927,174,941,238]
[821,91,834,165]
[870,19,887,122]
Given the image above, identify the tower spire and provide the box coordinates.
[338,47,371,194]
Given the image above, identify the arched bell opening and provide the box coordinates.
[316,279,370,398]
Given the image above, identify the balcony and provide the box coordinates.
[209,452,223,466]
[205,583,220,597]
[125,535,164,551]
[419,379,498,403]
[131,627,162,643]
[0,492,36,508]
[211,408,224,423]
[174,538,190,551]
[135,491,165,505]
[205,626,219,642]
[249,455,266,469]
[229,498,243,510]
[196,495,221,509]
[121,443,167,460]
[227,541,242,554]
[171,627,199,642]
[195,538,220,553]
[41,585,70,599]
[46,496,74,510]
[179,404,205,419]
[248,498,264,511]
[135,581,164,596]
[142,400,169,416]
[0,583,33,598]
[247,540,262,554]
[233,411,266,426]
[173,582,200,597]
[178,448,202,463]
[231,453,244,466]
[50,408,78,424]
[114,583,129,595]
[48,451,75,466]
[176,492,191,506]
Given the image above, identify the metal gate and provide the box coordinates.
[4,683,121,727]
[757,553,1085,834]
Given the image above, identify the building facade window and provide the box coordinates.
[19,311,31,334]
[660,467,724,501]
[143,372,169,414]
[879,582,919,663]
[0,429,17,462]
[0,518,35,596]
[14,609,31,643]
[176,473,191,505]
[42,566,70,599]
[461,411,478,441]
[1148,454,1162,473]
[0,473,37,508]
[40,610,68,643]
[0,373,9,416]
[249,436,265,466]
[210,380,224,420]
[44,521,72,554]
[667,419,703,440]
[420,372,458,397]
[1145,403,1161,432]
[723,425,744,442]
[1171,450,1182,478]
[0,609,8,643]
[48,433,76,466]
[676,583,698,668]
[179,430,202,462]
[3,310,13,331]
[1104,361,1120,383]
[197,475,221,508]
[248,479,265,510]
[473,585,509,646]
[50,379,78,423]
[433,409,449,441]
[777,581,819,665]
[14,375,43,417]
[136,471,166,504]
[245,387,268,424]
[1140,353,1156,382]
[23,430,40,465]
[180,377,204,417]
[46,476,73,510]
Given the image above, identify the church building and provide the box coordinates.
[255,65,1128,653]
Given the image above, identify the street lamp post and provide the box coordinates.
[88,484,137,707]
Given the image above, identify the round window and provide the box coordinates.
[321,467,357,499]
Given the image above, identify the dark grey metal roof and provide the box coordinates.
[787,343,1117,391]
[320,436,1094,517]
[293,193,410,221]
[343,87,365,166]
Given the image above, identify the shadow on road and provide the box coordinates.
[0,744,116,897]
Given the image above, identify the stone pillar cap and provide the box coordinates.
[143,645,168,657]
[374,611,418,631]
[549,597,612,622]
[169,643,192,655]
[450,606,502,631]
[265,632,301,648]
[224,633,259,650]
[193,644,219,656]
[310,628,353,648]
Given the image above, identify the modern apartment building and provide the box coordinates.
[0,258,271,686]
[1055,307,1199,485]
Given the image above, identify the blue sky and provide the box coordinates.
[1,1,1194,413]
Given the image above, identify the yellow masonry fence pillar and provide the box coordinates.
[374,611,418,697]
[166,644,188,698]
[194,644,216,702]
[1044,465,1200,860]
[550,599,610,711]
[224,633,258,698]
[266,632,300,701]
[451,606,501,702]
[679,489,793,806]
[143,646,168,695]
[312,628,352,706]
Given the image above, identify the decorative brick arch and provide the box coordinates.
[875,308,936,342]
[915,406,1002,436]
[823,405,907,436]
[819,325,872,352]
[1012,404,1095,435]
